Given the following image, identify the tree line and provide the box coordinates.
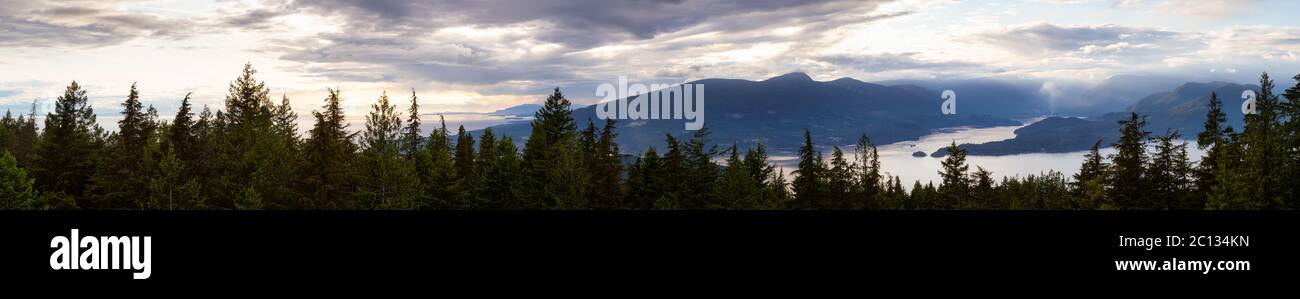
[0,64,1297,210]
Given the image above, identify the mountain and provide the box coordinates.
[480,72,1021,154]
[936,82,1259,157]
[490,104,542,116]
[1119,81,1253,134]
[878,78,1051,118]
[880,74,1203,118]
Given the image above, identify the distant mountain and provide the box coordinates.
[881,74,1202,118]
[490,104,542,116]
[937,82,1259,157]
[480,72,1021,154]
[878,78,1049,118]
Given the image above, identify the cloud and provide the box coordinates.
[1113,0,1250,18]
[0,0,196,48]
[815,52,982,73]
[975,23,1189,57]
[287,0,882,47]
[264,0,903,92]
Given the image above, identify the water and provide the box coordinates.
[771,118,1206,189]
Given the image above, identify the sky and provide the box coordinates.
[1,0,1298,130]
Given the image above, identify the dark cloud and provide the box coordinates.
[0,0,195,48]
[268,0,899,87]
[288,0,876,47]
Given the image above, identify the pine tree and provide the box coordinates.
[10,103,39,169]
[587,119,624,209]
[970,166,995,209]
[0,112,17,162]
[402,90,423,157]
[792,129,826,209]
[520,88,587,209]
[1147,130,1193,209]
[768,167,792,210]
[1195,92,1229,199]
[1214,73,1287,209]
[854,134,882,209]
[682,126,719,209]
[660,135,686,209]
[420,115,462,209]
[33,81,104,208]
[626,148,667,209]
[938,141,970,209]
[476,129,520,209]
[215,63,295,209]
[148,146,203,210]
[299,88,358,209]
[825,146,854,209]
[1280,73,1300,209]
[1073,140,1106,195]
[91,83,158,209]
[357,91,420,210]
[712,143,764,209]
[452,125,479,208]
[0,151,37,210]
[742,142,781,209]
[1108,113,1150,209]
[169,93,198,166]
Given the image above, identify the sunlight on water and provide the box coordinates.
[771,118,1206,190]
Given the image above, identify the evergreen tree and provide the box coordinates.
[420,115,462,209]
[742,142,782,209]
[357,92,420,210]
[452,125,479,208]
[970,167,995,209]
[587,119,624,209]
[627,148,667,209]
[475,129,521,209]
[215,63,295,209]
[682,126,719,209]
[402,90,423,157]
[791,129,826,209]
[299,88,358,209]
[520,88,587,209]
[1108,113,1150,209]
[92,83,157,209]
[169,93,198,166]
[1147,130,1193,209]
[854,134,882,209]
[148,146,203,210]
[1195,92,1229,198]
[0,151,37,210]
[33,81,103,208]
[1214,73,1286,209]
[0,112,17,162]
[713,144,756,209]
[825,146,854,209]
[1073,140,1106,195]
[937,141,970,209]
[769,167,792,210]
[1280,73,1300,209]
[10,103,39,169]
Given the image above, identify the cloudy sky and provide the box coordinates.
[1,0,1298,128]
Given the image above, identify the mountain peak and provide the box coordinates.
[764,72,813,82]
